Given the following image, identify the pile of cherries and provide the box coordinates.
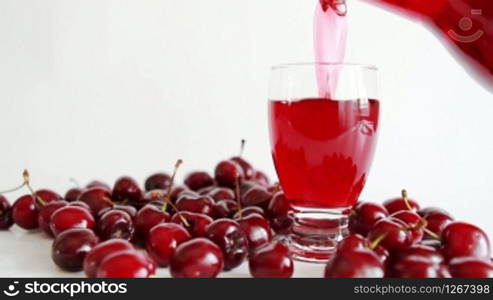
[0,142,491,278]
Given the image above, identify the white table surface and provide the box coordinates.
[0,227,325,278]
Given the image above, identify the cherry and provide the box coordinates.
[268,192,293,234]
[368,217,413,252]
[171,212,213,237]
[249,242,293,278]
[176,195,215,217]
[144,172,171,192]
[97,210,134,241]
[12,195,39,229]
[134,204,170,241]
[236,206,266,219]
[383,190,420,214]
[325,249,384,278]
[0,195,13,230]
[170,238,224,278]
[86,180,111,191]
[170,186,190,203]
[112,176,143,204]
[205,219,248,270]
[77,187,113,215]
[390,210,425,243]
[214,160,244,189]
[392,255,450,278]
[184,171,215,191]
[38,200,68,236]
[418,207,454,238]
[241,186,272,209]
[349,202,389,236]
[237,213,272,250]
[448,257,493,278]
[52,228,99,271]
[206,187,235,201]
[83,239,134,277]
[230,157,254,180]
[336,234,389,266]
[253,170,270,187]
[214,200,239,219]
[50,206,96,236]
[441,221,491,261]
[97,250,156,278]
[68,201,92,211]
[319,0,329,12]
[147,223,191,267]
[64,188,83,202]
[392,244,444,265]
[97,204,137,220]
[35,189,62,205]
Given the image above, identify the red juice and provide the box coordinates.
[269,98,380,209]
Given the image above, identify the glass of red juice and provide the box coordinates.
[268,63,380,262]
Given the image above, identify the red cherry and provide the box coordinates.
[86,180,111,191]
[83,239,134,277]
[237,213,272,250]
[97,204,137,220]
[214,200,239,219]
[78,187,113,215]
[392,244,445,265]
[97,250,155,278]
[231,157,255,180]
[383,190,419,214]
[390,210,425,244]
[35,189,62,205]
[50,206,95,236]
[325,249,384,278]
[336,234,389,267]
[236,206,266,219]
[249,242,293,278]
[184,171,215,191]
[253,171,270,187]
[368,217,413,252]
[52,228,99,271]
[206,187,235,201]
[418,207,454,238]
[349,202,388,236]
[176,195,216,217]
[205,219,248,270]
[144,173,171,192]
[170,238,224,278]
[170,186,190,202]
[267,192,293,234]
[38,200,68,236]
[448,257,493,278]
[112,176,143,205]
[134,204,170,242]
[441,222,491,261]
[0,195,13,230]
[241,186,272,209]
[97,210,134,241]
[392,255,450,278]
[68,201,92,211]
[64,188,83,202]
[171,212,213,238]
[214,160,244,188]
[147,223,191,267]
[12,195,39,229]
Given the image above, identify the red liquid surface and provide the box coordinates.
[371,0,493,88]
[269,98,380,209]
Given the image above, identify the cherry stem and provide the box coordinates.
[424,228,442,241]
[234,176,242,218]
[271,182,281,195]
[401,189,413,211]
[161,159,183,212]
[69,178,81,188]
[22,170,45,206]
[102,196,114,207]
[369,233,387,250]
[239,139,246,157]
[155,191,189,227]
[0,182,26,194]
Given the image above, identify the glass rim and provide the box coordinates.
[271,62,378,71]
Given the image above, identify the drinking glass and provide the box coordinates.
[268,63,380,262]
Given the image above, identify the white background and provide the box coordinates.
[0,0,492,277]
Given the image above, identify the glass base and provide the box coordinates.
[278,207,350,263]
